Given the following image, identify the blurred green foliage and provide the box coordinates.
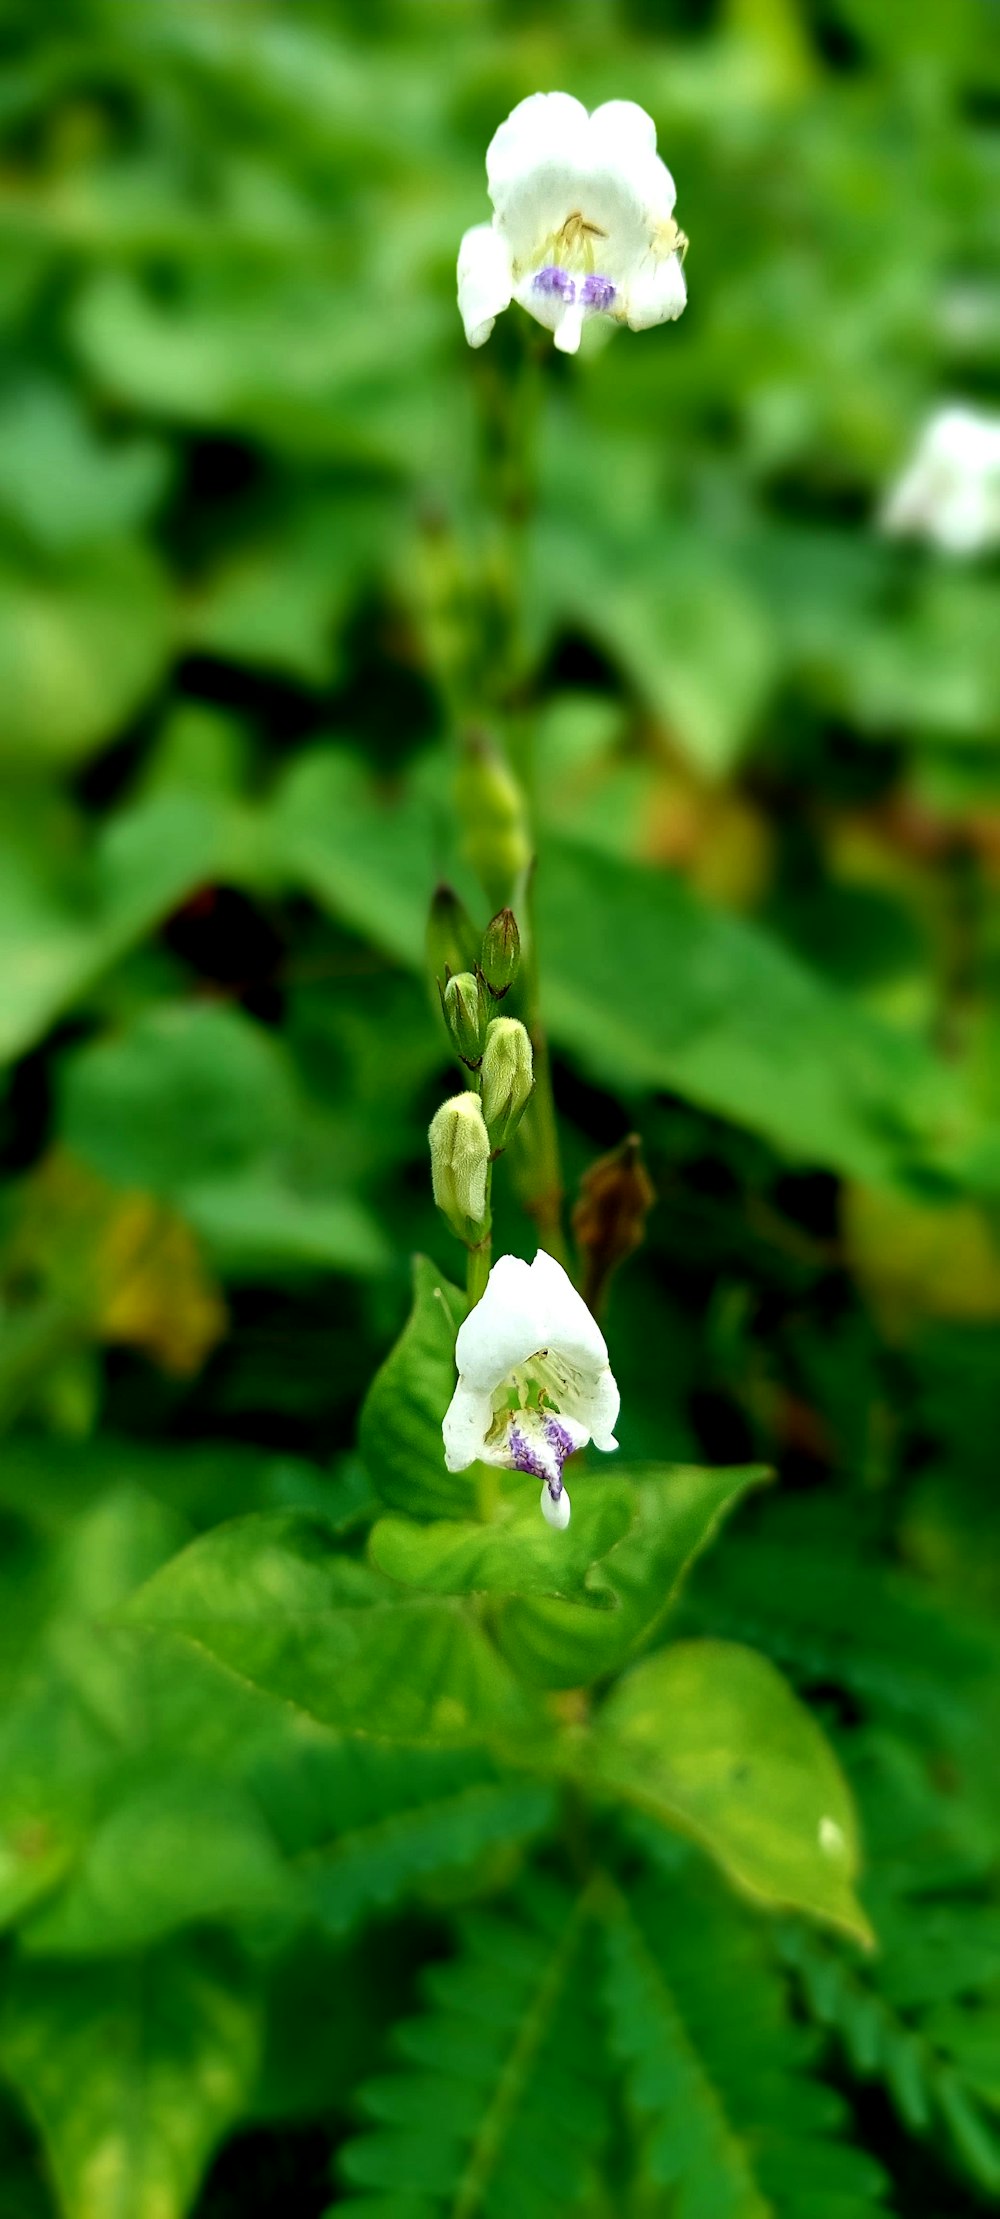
[0,0,999,2212]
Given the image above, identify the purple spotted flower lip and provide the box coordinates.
[441,1250,620,1530]
[533,265,577,301]
[457,92,688,355]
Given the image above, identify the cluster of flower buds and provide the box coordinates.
[426,891,534,1246]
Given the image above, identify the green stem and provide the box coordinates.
[464,332,569,1268]
[511,868,567,1264]
[466,1158,493,1307]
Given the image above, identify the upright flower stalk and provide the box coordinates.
[428,902,535,1307]
[426,88,681,1508]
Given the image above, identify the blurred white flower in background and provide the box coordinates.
[457,92,687,355]
[442,1249,620,1528]
[881,405,1000,556]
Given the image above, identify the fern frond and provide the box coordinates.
[246,1733,555,1934]
[773,1731,1000,2198]
[602,1854,891,2219]
[683,1498,994,1742]
[336,1877,608,2218]
[776,1921,1000,2198]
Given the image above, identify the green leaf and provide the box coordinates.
[777,1920,1000,2196]
[0,1677,105,1935]
[496,1465,770,1688]
[589,1640,871,1943]
[120,1512,536,1742]
[684,1493,995,1744]
[187,493,392,684]
[0,2087,53,2219]
[0,795,231,1067]
[0,1941,260,2219]
[246,1731,556,1935]
[0,545,171,770]
[536,842,951,1186]
[0,382,170,554]
[359,1258,473,1520]
[274,749,461,969]
[60,1002,389,1280]
[21,1767,291,1957]
[531,521,777,778]
[369,1477,635,1601]
[338,1881,608,2217]
[602,1864,890,2219]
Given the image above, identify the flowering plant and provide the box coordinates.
[0,18,995,2219]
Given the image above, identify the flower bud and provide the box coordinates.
[441,970,487,1069]
[455,734,531,912]
[426,883,480,988]
[572,1133,655,1315]
[480,908,521,1000]
[429,1093,490,1236]
[480,1017,533,1150]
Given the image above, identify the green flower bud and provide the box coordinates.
[429,1093,490,1236]
[426,883,480,988]
[481,1017,534,1150]
[441,970,487,1069]
[455,734,531,912]
[480,908,521,1000]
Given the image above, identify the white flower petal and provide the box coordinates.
[442,1380,495,1471]
[453,1253,547,1393]
[540,1481,571,1529]
[560,1364,621,1453]
[589,99,658,156]
[457,223,513,348]
[527,1250,609,1370]
[589,101,677,227]
[625,249,687,330]
[486,92,590,209]
[487,99,650,279]
[881,405,1000,555]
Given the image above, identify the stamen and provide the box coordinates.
[582,273,616,313]
[561,212,608,244]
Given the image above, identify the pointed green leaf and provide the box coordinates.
[590,1640,871,1943]
[0,1941,259,2219]
[537,842,950,1186]
[22,1767,292,1957]
[121,1512,536,1742]
[0,794,231,1068]
[360,1258,473,1519]
[370,1477,635,1601]
[0,543,171,770]
[496,1464,770,1687]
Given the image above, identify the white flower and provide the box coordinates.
[442,1249,620,1527]
[881,405,1000,556]
[457,92,687,356]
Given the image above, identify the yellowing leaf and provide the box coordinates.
[845,1183,1000,1331]
[588,1640,871,1944]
